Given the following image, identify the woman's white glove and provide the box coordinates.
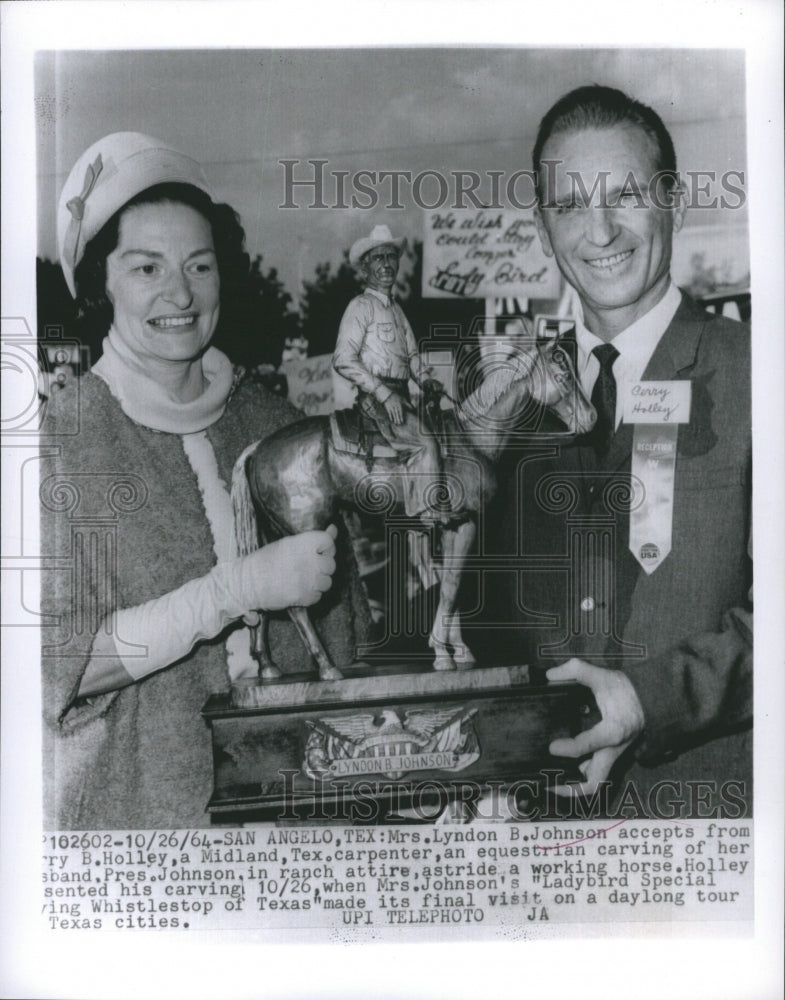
[103,526,338,682]
[213,525,337,613]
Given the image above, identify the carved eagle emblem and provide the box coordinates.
[303,706,479,781]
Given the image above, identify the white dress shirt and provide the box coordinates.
[574,281,682,428]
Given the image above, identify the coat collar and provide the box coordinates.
[580,292,708,475]
[638,292,706,382]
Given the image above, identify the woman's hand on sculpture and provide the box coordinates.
[80,525,341,696]
[219,524,338,612]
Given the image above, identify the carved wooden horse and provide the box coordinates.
[231,337,595,681]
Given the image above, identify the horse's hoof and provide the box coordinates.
[319,665,344,681]
[433,655,456,671]
[260,665,282,682]
[452,648,477,670]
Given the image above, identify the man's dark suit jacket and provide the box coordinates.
[476,293,752,816]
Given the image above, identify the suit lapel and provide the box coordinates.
[558,295,709,660]
[639,294,705,380]
[599,294,707,473]
[549,296,708,494]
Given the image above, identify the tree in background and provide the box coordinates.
[36,256,80,348]
[213,254,299,368]
[36,253,297,369]
[37,240,490,370]
[299,251,364,357]
[299,241,481,359]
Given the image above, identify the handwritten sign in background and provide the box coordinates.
[282,354,337,414]
[422,209,560,300]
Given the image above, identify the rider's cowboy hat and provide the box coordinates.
[58,131,213,297]
[349,224,407,267]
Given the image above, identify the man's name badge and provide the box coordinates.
[622,381,692,574]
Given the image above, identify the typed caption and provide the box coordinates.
[42,819,752,936]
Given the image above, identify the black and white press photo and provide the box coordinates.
[2,4,783,1000]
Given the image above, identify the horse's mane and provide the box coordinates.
[456,351,535,425]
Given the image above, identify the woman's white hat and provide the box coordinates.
[57,131,213,297]
[349,224,406,266]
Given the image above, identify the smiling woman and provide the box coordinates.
[41,133,370,830]
[105,201,220,375]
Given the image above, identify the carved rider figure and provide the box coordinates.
[333,224,446,520]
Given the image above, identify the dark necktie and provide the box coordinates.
[589,343,619,456]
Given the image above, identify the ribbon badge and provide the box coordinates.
[622,380,692,574]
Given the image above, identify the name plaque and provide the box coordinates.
[201,664,599,822]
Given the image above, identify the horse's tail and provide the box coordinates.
[231,442,264,557]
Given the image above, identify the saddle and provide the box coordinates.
[331,389,448,472]
[330,401,466,524]
[330,407,398,465]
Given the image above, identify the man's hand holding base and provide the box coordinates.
[547,659,646,796]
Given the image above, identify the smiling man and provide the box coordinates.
[534,120,684,340]
[495,85,752,816]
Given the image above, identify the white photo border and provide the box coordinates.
[2,2,783,999]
